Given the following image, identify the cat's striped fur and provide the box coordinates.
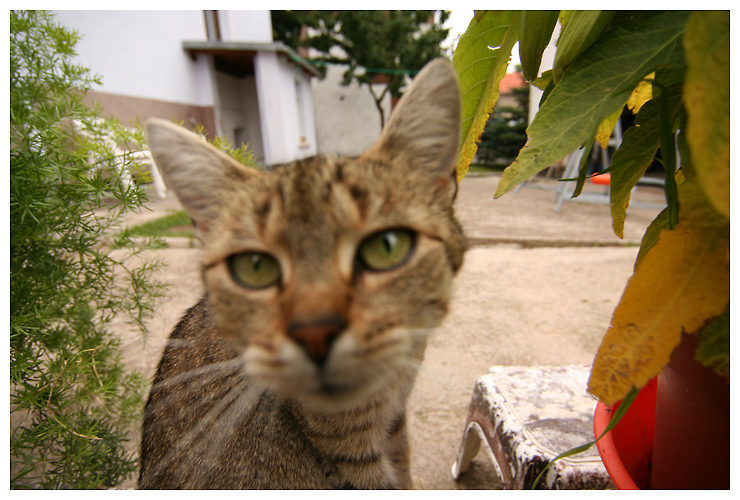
[138,58,466,489]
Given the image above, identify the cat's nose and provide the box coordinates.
[287,315,346,368]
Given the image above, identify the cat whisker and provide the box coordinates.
[162,337,196,350]
[148,358,243,394]
[145,364,243,423]
[148,375,246,442]
[150,375,263,485]
[190,383,267,484]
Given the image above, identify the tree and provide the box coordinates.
[476,85,529,166]
[272,10,451,128]
[10,10,166,488]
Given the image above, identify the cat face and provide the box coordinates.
[146,59,465,410]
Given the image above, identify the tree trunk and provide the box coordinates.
[368,84,389,130]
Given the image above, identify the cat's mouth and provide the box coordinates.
[316,381,355,397]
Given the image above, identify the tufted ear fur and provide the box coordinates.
[362,58,461,199]
[144,119,261,227]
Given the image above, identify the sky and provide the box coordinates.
[444,10,522,72]
[445,9,474,48]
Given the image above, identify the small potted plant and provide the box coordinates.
[452,10,729,489]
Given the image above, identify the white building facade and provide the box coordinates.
[53,10,319,166]
[310,64,392,157]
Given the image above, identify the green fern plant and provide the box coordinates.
[10,10,167,488]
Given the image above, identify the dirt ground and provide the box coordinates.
[112,173,666,489]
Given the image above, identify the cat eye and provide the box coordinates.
[357,228,415,271]
[228,252,281,289]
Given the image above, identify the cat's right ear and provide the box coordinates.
[145,119,261,225]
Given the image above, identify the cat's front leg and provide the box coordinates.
[385,413,413,489]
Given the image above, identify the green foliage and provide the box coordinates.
[452,10,519,180]
[127,210,196,239]
[192,122,261,169]
[271,10,338,68]
[518,11,559,82]
[10,11,166,488]
[272,10,451,127]
[476,87,529,166]
[496,11,690,199]
[453,9,729,404]
[551,10,615,84]
[454,10,728,481]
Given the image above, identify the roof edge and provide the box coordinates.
[182,40,321,77]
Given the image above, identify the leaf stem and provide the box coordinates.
[530,386,639,489]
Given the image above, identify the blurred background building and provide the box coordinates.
[53,10,528,167]
[54,10,319,166]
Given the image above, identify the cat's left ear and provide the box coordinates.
[363,58,461,201]
[145,119,261,227]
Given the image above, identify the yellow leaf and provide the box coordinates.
[595,108,622,149]
[596,74,653,150]
[588,223,729,405]
[683,11,729,218]
[626,72,653,114]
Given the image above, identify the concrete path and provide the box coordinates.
[113,173,666,489]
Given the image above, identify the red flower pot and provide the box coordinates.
[593,334,730,489]
[594,378,656,489]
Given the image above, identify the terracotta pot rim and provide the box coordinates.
[593,401,639,490]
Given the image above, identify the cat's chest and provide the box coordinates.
[157,300,401,489]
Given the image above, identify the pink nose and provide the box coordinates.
[287,316,346,368]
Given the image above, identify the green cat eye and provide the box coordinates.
[358,229,415,271]
[228,252,281,289]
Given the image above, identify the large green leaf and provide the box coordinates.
[518,11,559,82]
[683,11,730,219]
[552,10,615,83]
[609,79,684,238]
[452,11,518,181]
[570,140,594,199]
[495,11,691,198]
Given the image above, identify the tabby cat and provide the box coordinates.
[138,58,466,489]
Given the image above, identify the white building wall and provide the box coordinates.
[240,76,266,161]
[254,51,317,165]
[215,72,265,161]
[528,23,561,124]
[218,10,273,43]
[53,10,212,107]
[295,72,318,156]
[311,61,391,156]
[277,63,317,161]
[53,9,318,166]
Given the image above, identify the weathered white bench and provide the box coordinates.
[452,365,613,490]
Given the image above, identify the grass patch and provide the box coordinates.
[128,210,195,239]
